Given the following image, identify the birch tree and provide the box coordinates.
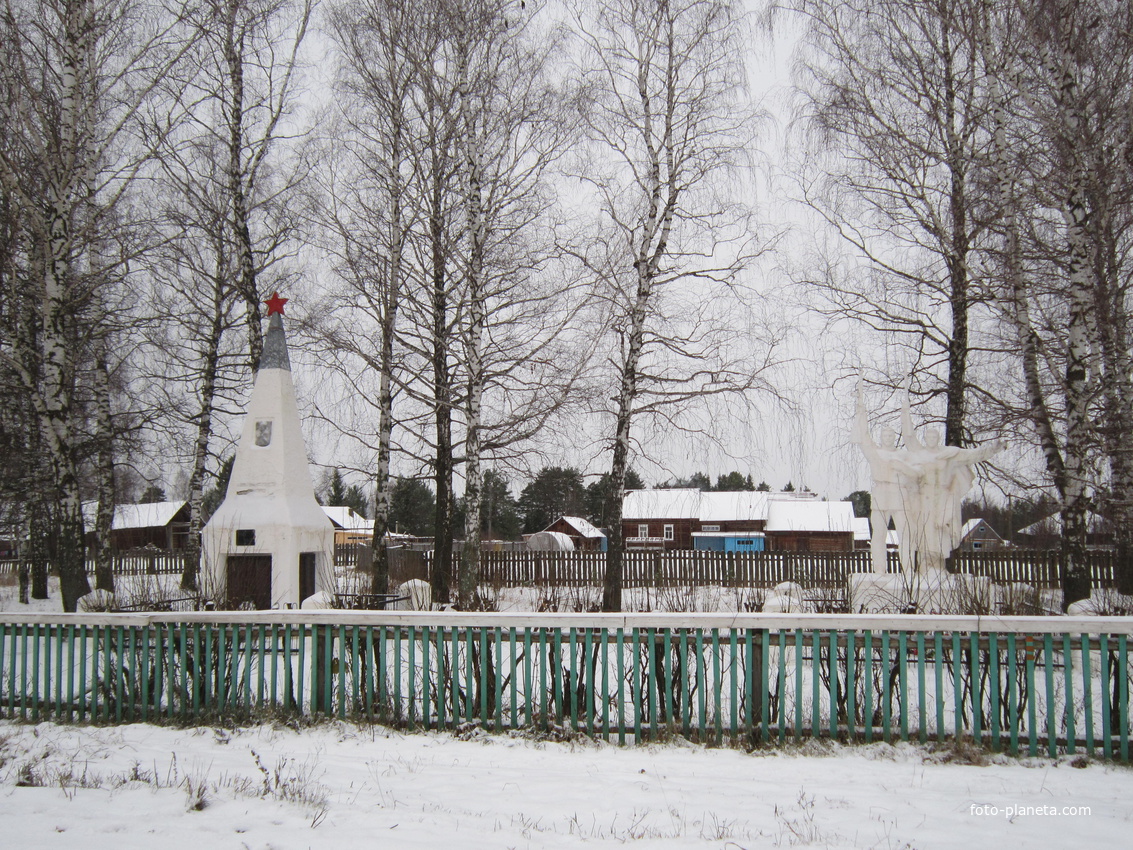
[0,0,193,610]
[324,0,425,597]
[451,0,586,608]
[791,0,995,447]
[578,0,777,611]
[985,0,1133,604]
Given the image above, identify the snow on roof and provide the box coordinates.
[960,518,1003,540]
[1017,510,1110,536]
[622,489,702,520]
[765,500,855,533]
[851,516,871,541]
[698,491,770,522]
[82,501,186,531]
[321,506,367,530]
[556,516,606,538]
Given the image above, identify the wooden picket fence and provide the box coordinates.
[1,611,1130,760]
[0,550,190,577]
[411,549,1120,590]
[0,547,1118,589]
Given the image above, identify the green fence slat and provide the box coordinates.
[65,624,75,722]
[970,633,980,747]
[1007,633,1018,756]
[569,628,578,732]
[1063,634,1075,754]
[1044,634,1056,757]
[584,628,593,735]
[1100,633,1111,759]
[31,624,40,722]
[1120,635,1129,762]
[934,632,944,741]
[916,632,927,744]
[776,630,786,743]
[256,625,266,709]
[44,624,53,720]
[115,625,125,723]
[285,625,295,713]
[1026,634,1037,757]
[615,628,624,744]
[811,629,820,736]
[633,628,642,742]
[678,630,689,738]
[989,633,1000,751]
[511,628,519,732]
[661,629,672,731]
[794,629,803,743]
[268,624,278,708]
[733,631,742,743]
[898,632,908,742]
[881,631,891,742]
[422,625,431,731]
[0,624,6,720]
[203,625,212,714]
[828,631,837,741]
[712,629,722,745]
[1081,633,1094,755]
[141,627,150,721]
[846,630,856,743]
[952,632,962,742]
[351,625,360,718]
[863,630,872,743]
[539,628,548,731]
[525,628,533,731]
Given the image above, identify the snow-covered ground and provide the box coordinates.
[0,719,1127,848]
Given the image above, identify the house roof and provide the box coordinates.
[765,500,855,533]
[961,518,1002,540]
[321,506,368,530]
[622,489,702,520]
[851,517,871,542]
[1017,510,1111,536]
[698,491,770,522]
[555,516,606,538]
[82,501,186,531]
[623,489,853,531]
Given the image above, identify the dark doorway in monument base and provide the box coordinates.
[227,554,272,609]
[300,552,316,602]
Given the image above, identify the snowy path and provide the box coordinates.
[0,720,1128,848]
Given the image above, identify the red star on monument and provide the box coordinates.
[264,291,288,316]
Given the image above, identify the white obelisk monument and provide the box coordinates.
[202,292,334,608]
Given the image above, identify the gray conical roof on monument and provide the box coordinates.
[259,312,291,371]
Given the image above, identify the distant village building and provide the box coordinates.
[622,489,856,552]
[321,506,370,545]
[82,501,190,551]
[957,518,1006,552]
[541,515,607,551]
[1016,511,1114,549]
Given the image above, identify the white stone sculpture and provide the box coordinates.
[854,381,1002,574]
[853,385,908,574]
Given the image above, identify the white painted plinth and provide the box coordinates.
[848,570,993,614]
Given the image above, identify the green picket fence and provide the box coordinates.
[1,613,1130,760]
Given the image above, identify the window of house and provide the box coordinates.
[638,524,649,538]
[663,524,674,540]
[236,529,256,546]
